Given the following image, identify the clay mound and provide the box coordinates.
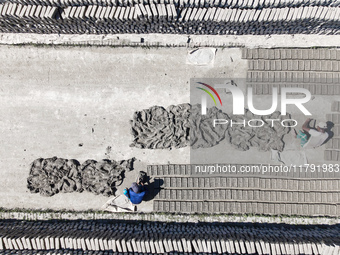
[81,158,135,197]
[130,104,293,152]
[189,105,230,149]
[130,103,191,149]
[27,157,135,197]
[27,157,82,197]
[226,110,291,152]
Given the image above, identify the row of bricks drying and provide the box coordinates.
[0,223,339,254]
[158,177,340,190]
[2,0,340,8]
[0,2,58,19]
[156,189,340,203]
[242,48,340,60]
[1,219,338,237]
[147,164,339,178]
[2,3,340,24]
[246,83,340,96]
[248,60,340,72]
[153,200,340,216]
[247,71,340,83]
[5,220,330,235]
[0,235,336,254]
[0,22,189,34]
[1,236,338,255]
[0,15,340,35]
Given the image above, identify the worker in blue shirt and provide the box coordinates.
[123,182,147,205]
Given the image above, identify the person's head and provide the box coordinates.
[317,122,327,132]
[131,182,141,193]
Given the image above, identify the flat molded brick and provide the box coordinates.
[298,60,305,70]
[241,48,247,59]
[258,49,268,59]
[252,49,259,59]
[330,49,338,60]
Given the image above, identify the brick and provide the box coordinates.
[302,72,309,83]
[319,49,326,59]
[247,72,252,82]
[170,177,176,187]
[287,60,293,70]
[296,49,303,59]
[298,60,305,70]
[203,190,209,200]
[197,178,204,188]
[312,60,321,71]
[248,60,254,70]
[263,60,270,70]
[301,49,309,59]
[162,165,171,176]
[280,60,287,71]
[268,49,275,60]
[284,49,292,59]
[291,49,298,59]
[258,49,268,59]
[255,60,264,70]
[324,49,331,59]
[331,101,340,112]
[331,61,339,71]
[241,48,247,59]
[307,49,314,59]
[320,60,328,71]
[285,204,292,215]
[313,49,320,59]
[321,84,328,95]
[292,60,299,70]
[301,60,310,71]
[272,60,281,71]
[280,49,286,59]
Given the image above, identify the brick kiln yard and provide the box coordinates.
[0,44,339,216]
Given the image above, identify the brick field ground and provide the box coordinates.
[0,45,339,216]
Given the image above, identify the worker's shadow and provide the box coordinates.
[144,178,164,202]
[322,121,334,145]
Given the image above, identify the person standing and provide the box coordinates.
[295,118,329,149]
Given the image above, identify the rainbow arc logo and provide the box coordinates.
[196,82,222,106]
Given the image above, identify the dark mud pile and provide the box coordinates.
[130,104,292,152]
[130,103,191,149]
[27,157,135,197]
[81,158,134,196]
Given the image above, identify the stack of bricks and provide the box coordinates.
[0,219,339,254]
[243,48,340,95]
[325,101,340,161]
[0,0,340,34]
[149,164,340,216]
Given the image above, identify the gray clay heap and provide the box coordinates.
[130,104,292,151]
[130,104,191,149]
[27,157,135,197]
[81,159,133,196]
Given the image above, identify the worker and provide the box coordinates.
[123,181,147,205]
